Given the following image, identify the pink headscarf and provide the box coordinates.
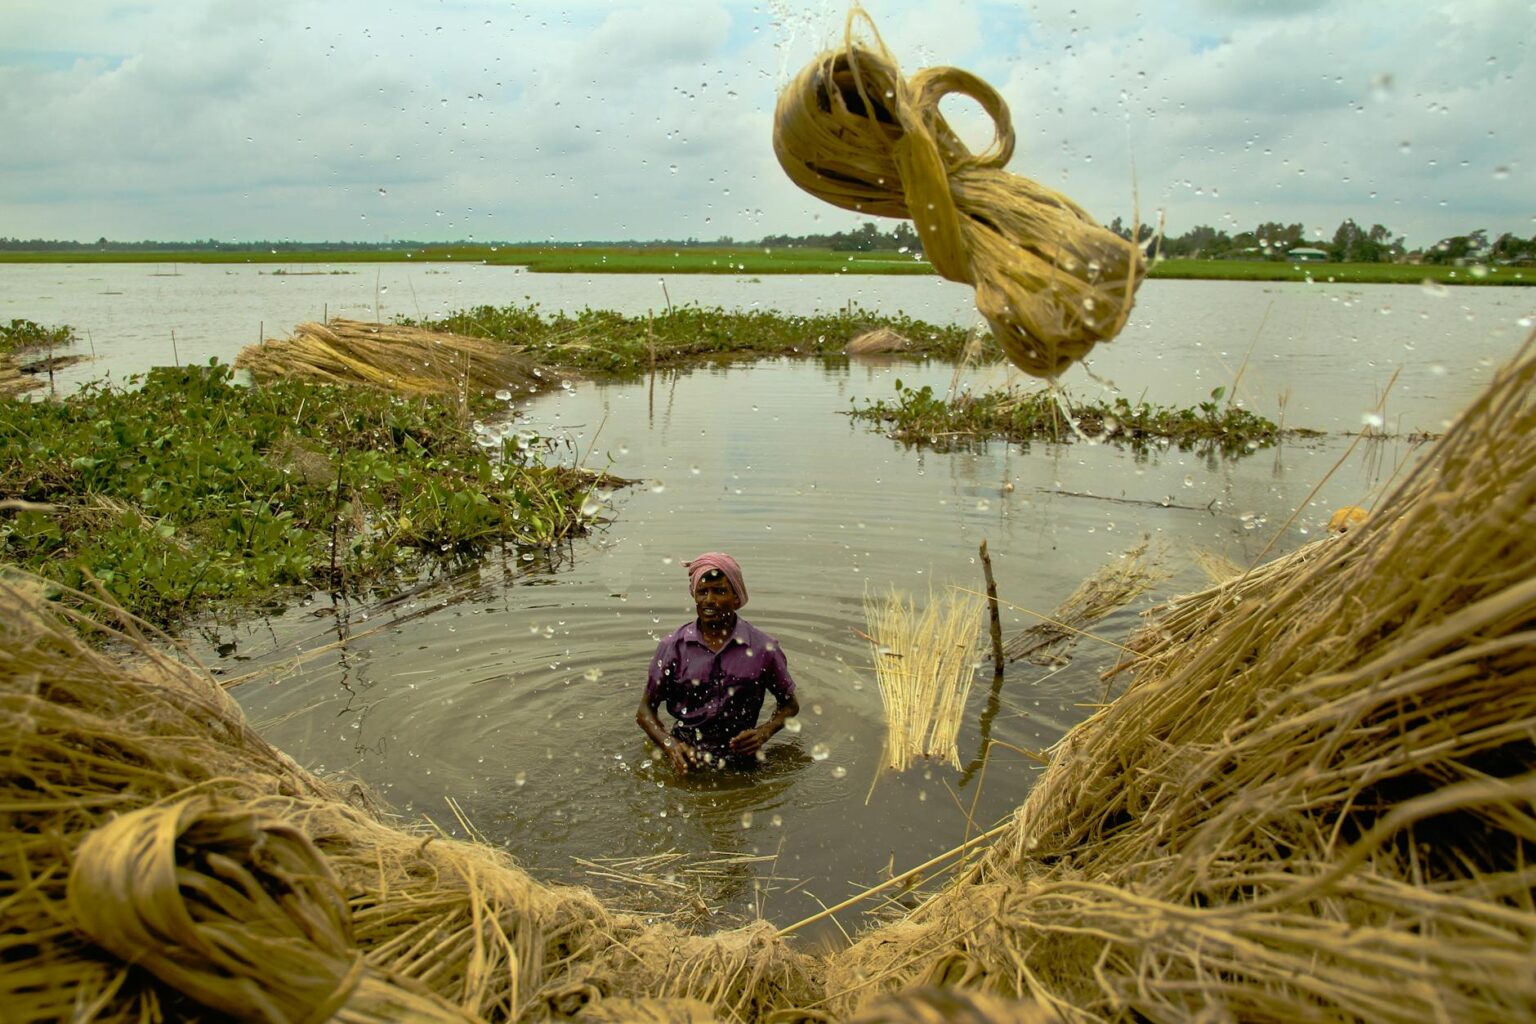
[684,552,747,607]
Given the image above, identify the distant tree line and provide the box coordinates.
[1100,217,1536,265]
[4,219,1532,264]
[759,221,921,252]
[0,237,420,252]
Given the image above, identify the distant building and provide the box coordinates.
[1287,247,1330,262]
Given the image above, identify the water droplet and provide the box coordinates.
[669,164,679,174]
[1493,165,1510,180]
[514,771,527,787]
[784,718,802,734]
[1420,279,1449,298]
[1361,411,1385,428]
[771,814,783,827]
[581,495,603,516]
[495,389,512,401]
[975,499,991,511]
[1182,474,1194,488]
[740,811,754,828]
[831,766,848,779]
[810,743,830,761]
[377,187,387,196]
[583,667,603,682]
[649,481,666,494]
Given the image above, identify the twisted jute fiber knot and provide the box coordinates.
[66,796,475,1023]
[773,9,1145,378]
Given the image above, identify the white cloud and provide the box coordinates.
[0,0,1530,245]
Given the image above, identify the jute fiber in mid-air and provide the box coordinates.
[773,9,1144,379]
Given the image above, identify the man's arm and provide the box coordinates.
[728,693,799,755]
[637,693,697,774]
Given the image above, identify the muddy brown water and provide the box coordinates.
[6,263,1531,939]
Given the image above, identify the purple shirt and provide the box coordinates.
[645,617,796,755]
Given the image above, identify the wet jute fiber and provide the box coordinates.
[235,318,543,398]
[773,8,1144,379]
[4,334,1534,1020]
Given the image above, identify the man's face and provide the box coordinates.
[693,574,741,623]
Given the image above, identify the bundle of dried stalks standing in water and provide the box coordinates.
[773,6,1144,379]
[235,318,544,398]
[862,585,985,771]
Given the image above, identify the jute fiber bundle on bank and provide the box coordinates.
[819,334,1536,1021]
[235,318,544,397]
[773,9,1144,379]
[0,353,37,396]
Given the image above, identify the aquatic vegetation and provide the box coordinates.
[0,319,79,396]
[0,362,607,627]
[851,379,1305,455]
[1,318,76,353]
[408,303,982,375]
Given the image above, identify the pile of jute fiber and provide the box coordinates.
[4,333,1534,1021]
[235,318,543,398]
[0,578,815,1023]
[773,8,1144,379]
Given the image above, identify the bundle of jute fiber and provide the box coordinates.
[819,335,1536,1021]
[1001,539,1166,666]
[67,797,477,1022]
[773,9,1144,379]
[0,574,817,1023]
[235,318,545,398]
[1,353,41,396]
[863,584,985,772]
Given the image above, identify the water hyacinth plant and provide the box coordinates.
[407,303,981,376]
[0,361,612,627]
[851,379,1311,455]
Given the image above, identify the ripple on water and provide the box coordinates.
[231,354,1452,928]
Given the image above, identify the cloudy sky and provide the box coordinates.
[1,0,1530,247]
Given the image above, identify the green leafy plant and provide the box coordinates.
[850,380,1311,455]
[0,362,611,627]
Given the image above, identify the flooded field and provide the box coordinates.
[6,263,1532,938]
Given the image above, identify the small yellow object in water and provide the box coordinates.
[1328,506,1369,533]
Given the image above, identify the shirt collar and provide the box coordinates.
[682,617,745,647]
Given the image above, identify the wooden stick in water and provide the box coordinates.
[980,540,1004,679]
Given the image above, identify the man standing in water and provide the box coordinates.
[637,552,800,773]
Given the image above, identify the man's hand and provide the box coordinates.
[664,738,698,774]
[729,725,771,756]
